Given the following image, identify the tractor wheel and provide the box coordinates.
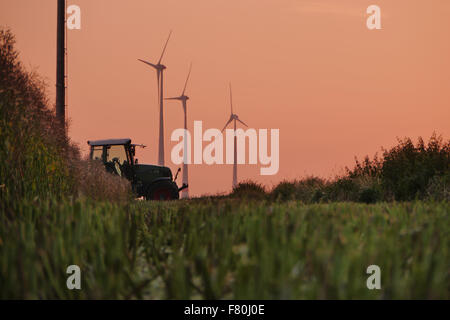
[146,180,179,201]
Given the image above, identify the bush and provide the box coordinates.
[335,134,449,202]
[257,133,449,204]
[425,172,450,202]
[293,177,326,203]
[231,181,267,200]
[381,134,449,200]
[271,177,326,203]
[358,186,381,204]
[271,181,297,201]
[321,177,360,202]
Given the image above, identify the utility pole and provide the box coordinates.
[56,0,66,128]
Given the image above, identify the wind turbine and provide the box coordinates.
[165,63,193,199]
[138,31,172,166]
[222,83,248,189]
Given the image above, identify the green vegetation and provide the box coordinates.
[233,134,449,204]
[1,199,448,299]
[0,29,74,207]
[0,28,448,300]
[0,28,131,211]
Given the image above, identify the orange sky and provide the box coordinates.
[1,0,449,196]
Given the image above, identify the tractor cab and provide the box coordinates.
[89,139,134,179]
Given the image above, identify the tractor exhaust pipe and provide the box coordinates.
[173,168,188,192]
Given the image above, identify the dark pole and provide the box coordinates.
[56,0,65,128]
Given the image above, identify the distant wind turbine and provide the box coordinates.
[138,30,172,166]
[222,83,248,189]
[166,63,193,199]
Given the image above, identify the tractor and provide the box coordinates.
[87,138,187,200]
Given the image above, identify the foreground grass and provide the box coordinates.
[0,199,448,299]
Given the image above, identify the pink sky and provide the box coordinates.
[1,0,449,196]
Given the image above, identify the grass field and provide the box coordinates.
[1,199,448,299]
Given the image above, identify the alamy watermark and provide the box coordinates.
[66,265,81,290]
[67,4,382,30]
[67,5,81,30]
[367,5,382,30]
[67,4,382,31]
[366,265,381,290]
[171,121,280,176]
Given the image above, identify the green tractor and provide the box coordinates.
[88,139,187,200]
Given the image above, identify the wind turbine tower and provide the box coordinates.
[166,64,193,199]
[222,83,248,189]
[138,31,172,166]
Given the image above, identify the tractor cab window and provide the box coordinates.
[106,145,129,165]
[91,146,103,161]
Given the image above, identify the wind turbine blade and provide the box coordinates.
[138,59,157,69]
[229,83,233,115]
[237,118,248,127]
[158,30,172,64]
[165,97,182,101]
[221,118,233,132]
[182,63,193,95]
